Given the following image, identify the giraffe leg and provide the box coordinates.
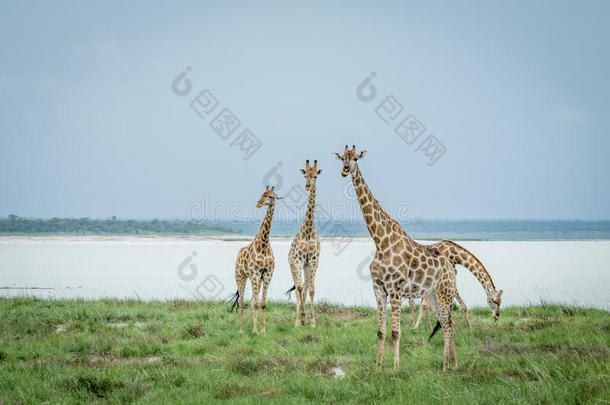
[429,288,458,371]
[455,291,472,329]
[414,298,425,329]
[425,299,432,330]
[289,259,304,327]
[426,294,447,370]
[373,285,388,368]
[301,271,309,324]
[306,268,316,327]
[390,293,402,369]
[260,278,270,334]
[251,278,261,335]
[294,277,304,327]
[235,273,247,334]
[408,298,416,326]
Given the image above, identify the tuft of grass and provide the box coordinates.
[0,297,608,404]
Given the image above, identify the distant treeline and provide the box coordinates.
[0,215,232,235]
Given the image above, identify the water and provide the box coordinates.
[216,219,610,240]
[1,238,608,310]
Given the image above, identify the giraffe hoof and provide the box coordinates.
[239,329,244,334]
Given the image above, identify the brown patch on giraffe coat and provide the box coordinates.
[414,270,424,284]
[380,237,389,251]
[390,233,399,243]
[369,223,377,234]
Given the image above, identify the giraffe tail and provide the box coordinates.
[285,285,296,299]
[228,289,239,313]
[428,321,442,341]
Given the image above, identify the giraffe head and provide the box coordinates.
[300,160,322,191]
[256,185,282,208]
[333,145,367,177]
[485,285,503,321]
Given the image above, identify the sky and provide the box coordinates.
[1,0,609,220]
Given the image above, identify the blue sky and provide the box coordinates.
[1,0,608,220]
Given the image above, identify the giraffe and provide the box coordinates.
[286,160,322,327]
[230,185,281,334]
[333,145,503,371]
[432,239,503,322]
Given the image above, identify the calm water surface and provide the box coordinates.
[0,238,608,310]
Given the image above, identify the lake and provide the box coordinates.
[1,237,609,310]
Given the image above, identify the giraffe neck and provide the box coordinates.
[299,183,317,239]
[351,165,414,250]
[254,203,274,250]
[440,240,497,294]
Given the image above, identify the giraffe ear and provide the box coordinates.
[357,150,367,159]
[332,152,342,160]
[275,195,283,200]
[300,169,306,175]
[317,169,322,175]
[498,290,503,297]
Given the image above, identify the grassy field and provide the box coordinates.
[0,298,608,404]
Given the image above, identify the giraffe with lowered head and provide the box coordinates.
[286,160,322,327]
[334,145,502,370]
[230,186,281,334]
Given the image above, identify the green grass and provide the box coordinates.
[0,298,608,404]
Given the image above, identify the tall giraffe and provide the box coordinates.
[230,185,281,334]
[334,145,502,370]
[287,160,322,327]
